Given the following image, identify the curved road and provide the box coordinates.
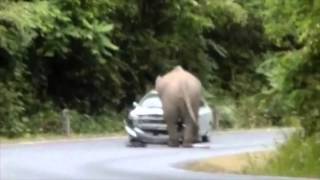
[0,129,304,180]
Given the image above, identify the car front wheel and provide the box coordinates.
[201,135,210,143]
[127,136,147,147]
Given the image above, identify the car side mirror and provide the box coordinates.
[133,102,139,107]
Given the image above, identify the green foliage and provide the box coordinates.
[0,0,319,138]
[0,61,34,137]
[0,1,61,56]
[247,133,320,178]
[0,81,26,137]
[69,110,123,134]
[27,103,61,134]
[254,0,320,136]
[0,0,123,137]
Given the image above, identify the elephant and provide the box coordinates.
[155,66,202,147]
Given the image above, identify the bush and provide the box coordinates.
[69,110,123,134]
[0,82,26,137]
[27,103,61,134]
[204,89,283,129]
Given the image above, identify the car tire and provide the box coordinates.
[201,135,210,143]
[127,137,147,147]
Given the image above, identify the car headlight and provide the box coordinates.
[128,113,139,121]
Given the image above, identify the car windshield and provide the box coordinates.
[139,92,206,108]
[140,96,162,108]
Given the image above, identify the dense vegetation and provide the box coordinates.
[0,0,319,139]
[0,0,319,176]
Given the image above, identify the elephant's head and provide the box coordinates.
[173,65,183,71]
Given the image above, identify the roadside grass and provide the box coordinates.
[0,131,126,144]
[186,133,320,179]
[0,115,126,144]
[0,111,126,144]
[245,133,320,178]
[0,131,125,144]
[185,151,272,174]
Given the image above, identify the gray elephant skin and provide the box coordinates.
[155,66,202,147]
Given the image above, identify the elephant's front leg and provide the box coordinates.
[163,107,180,147]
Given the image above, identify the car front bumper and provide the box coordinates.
[124,119,169,144]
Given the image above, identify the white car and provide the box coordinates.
[124,90,214,145]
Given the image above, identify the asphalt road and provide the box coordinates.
[0,128,306,180]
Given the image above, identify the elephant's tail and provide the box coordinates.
[183,90,197,125]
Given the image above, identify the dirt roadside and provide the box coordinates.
[184,151,272,174]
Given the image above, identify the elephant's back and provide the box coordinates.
[160,70,201,97]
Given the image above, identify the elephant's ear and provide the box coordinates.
[156,75,162,84]
[155,75,162,90]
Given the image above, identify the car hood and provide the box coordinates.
[130,106,163,116]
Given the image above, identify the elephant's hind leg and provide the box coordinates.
[163,106,180,147]
[182,117,196,147]
[181,102,199,147]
